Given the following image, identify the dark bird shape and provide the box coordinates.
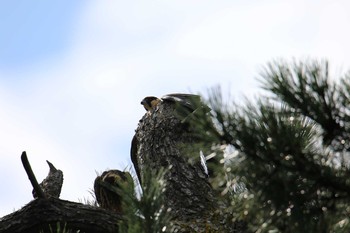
[32,160,63,198]
[133,93,211,185]
[140,93,204,113]
[140,96,161,112]
[130,135,141,185]
[94,170,134,213]
[140,94,211,123]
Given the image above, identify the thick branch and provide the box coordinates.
[134,100,244,232]
[0,198,121,233]
[136,103,215,219]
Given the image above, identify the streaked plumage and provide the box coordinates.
[133,93,210,185]
[94,170,134,213]
[140,96,161,112]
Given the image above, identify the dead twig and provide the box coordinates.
[21,151,46,199]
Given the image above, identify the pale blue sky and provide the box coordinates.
[0,1,83,69]
[1,0,350,216]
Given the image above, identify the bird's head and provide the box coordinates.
[140,96,161,111]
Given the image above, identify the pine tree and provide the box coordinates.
[202,59,350,232]
[100,59,350,233]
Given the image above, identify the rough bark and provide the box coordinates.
[134,100,241,232]
[0,152,120,233]
[1,97,244,233]
[0,198,120,233]
[136,102,214,216]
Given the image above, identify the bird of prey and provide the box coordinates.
[132,93,210,185]
[140,93,203,113]
[32,160,63,198]
[140,96,161,112]
[94,170,134,214]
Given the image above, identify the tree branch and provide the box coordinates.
[21,151,46,199]
[0,198,121,233]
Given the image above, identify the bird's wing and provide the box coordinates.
[161,93,201,111]
[130,134,141,185]
[94,174,103,204]
[162,93,200,98]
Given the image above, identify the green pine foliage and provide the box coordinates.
[39,222,79,233]
[118,168,173,233]
[202,59,350,232]
[100,59,350,233]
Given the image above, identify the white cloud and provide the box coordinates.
[175,1,312,61]
[0,86,74,213]
[2,0,350,216]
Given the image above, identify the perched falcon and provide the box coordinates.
[140,96,161,112]
[94,170,134,214]
[140,93,203,113]
[132,93,210,185]
[32,160,63,198]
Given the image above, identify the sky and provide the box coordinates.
[1,0,350,216]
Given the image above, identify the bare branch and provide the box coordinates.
[20,151,46,199]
